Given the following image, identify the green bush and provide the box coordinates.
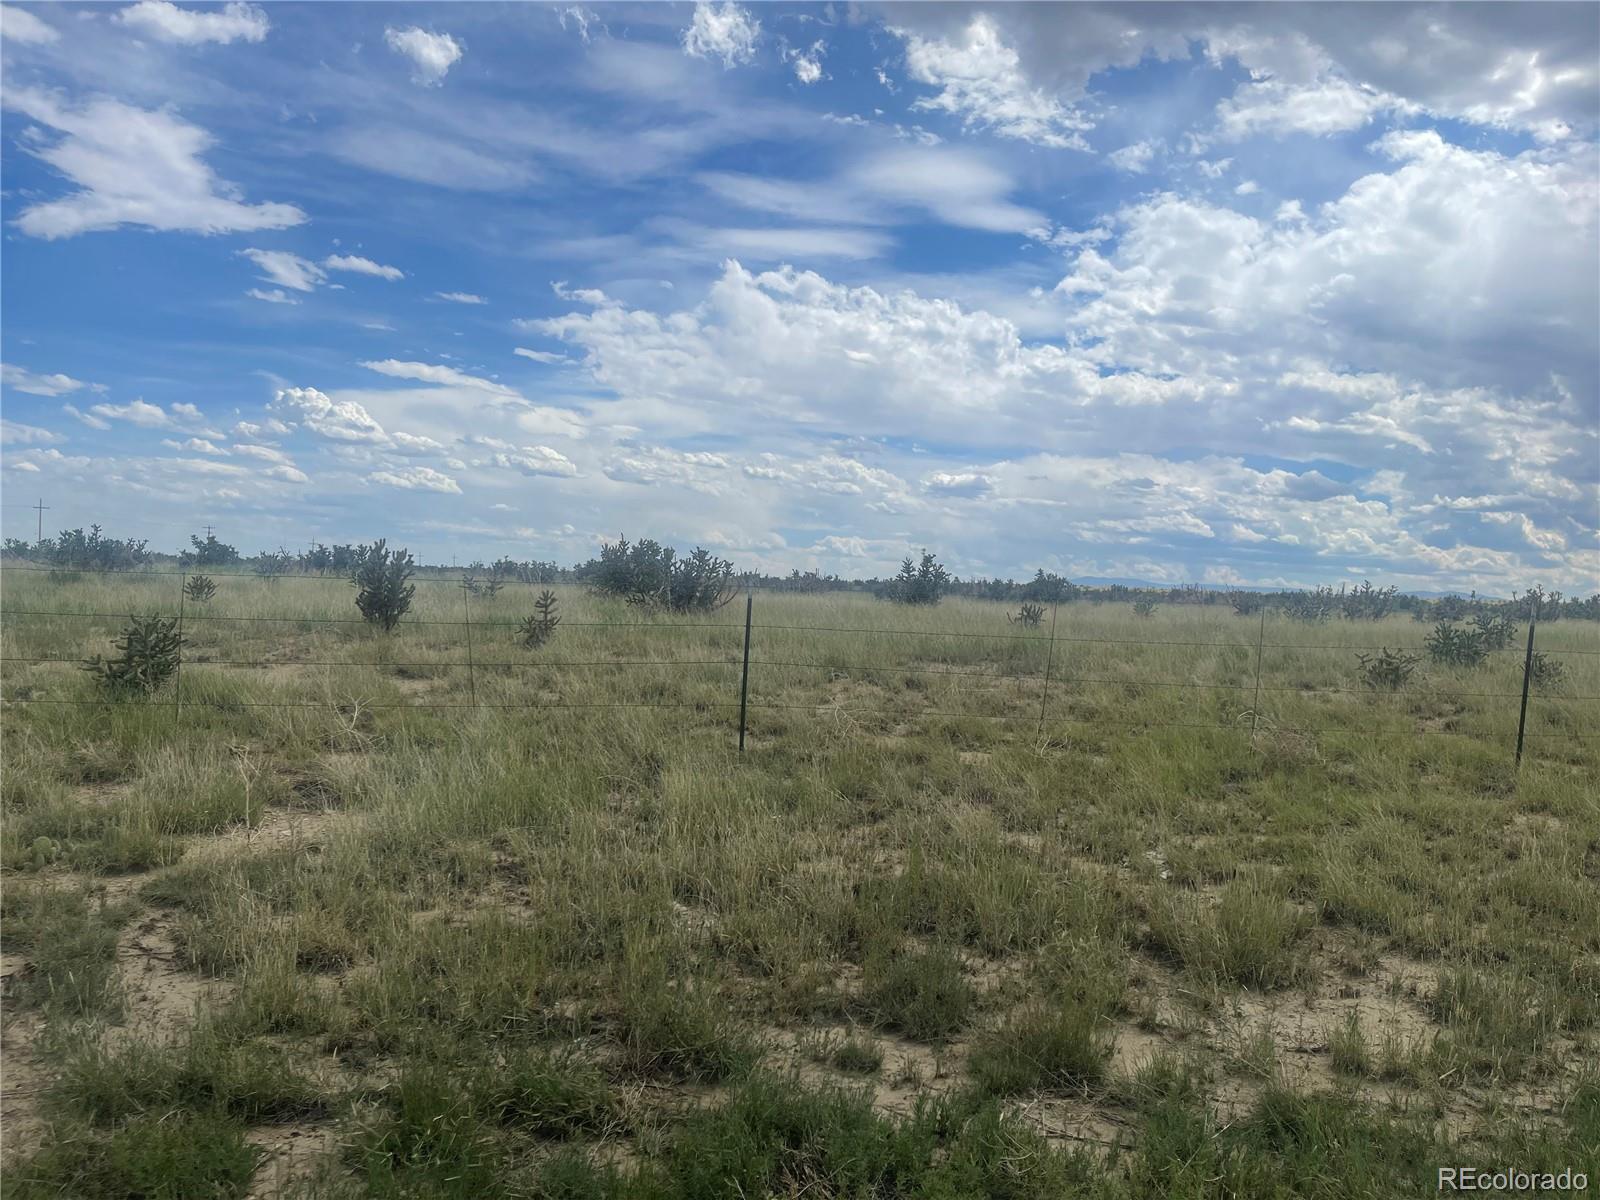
[351,539,416,632]
[82,614,184,696]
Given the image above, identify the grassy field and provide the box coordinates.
[2,567,1598,1197]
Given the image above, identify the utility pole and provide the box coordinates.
[32,498,49,543]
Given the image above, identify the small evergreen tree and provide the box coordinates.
[351,540,416,632]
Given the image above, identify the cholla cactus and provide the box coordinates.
[1355,647,1419,691]
[183,574,217,603]
[518,590,561,648]
[83,614,185,695]
[1010,602,1045,627]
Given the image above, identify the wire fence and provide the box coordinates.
[2,563,1597,762]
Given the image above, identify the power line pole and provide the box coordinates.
[32,498,49,543]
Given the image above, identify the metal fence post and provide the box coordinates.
[461,577,478,708]
[738,591,753,752]
[1037,598,1058,737]
[1250,607,1266,736]
[174,570,186,719]
[1514,596,1539,768]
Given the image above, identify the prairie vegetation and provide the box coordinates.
[2,566,1597,1197]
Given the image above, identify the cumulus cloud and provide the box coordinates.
[682,2,759,67]
[385,26,463,86]
[369,465,462,493]
[485,445,579,478]
[89,399,170,428]
[2,89,304,239]
[434,291,486,304]
[896,13,1093,149]
[116,0,268,45]
[270,386,389,443]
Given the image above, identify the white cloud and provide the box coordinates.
[487,445,579,478]
[1107,140,1159,173]
[240,249,324,292]
[89,399,169,428]
[514,347,568,364]
[162,437,226,454]
[2,89,304,239]
[923,470,993,497]
[324,254,404,281]
[270,386,389,443]
[266,464,309,484]
[1,4,58,43]
[368,465,462,493]
[897,14,1093,149]
[230,442,292,464]
[385,26,463,86]
[1234,180,1259,195]
[359,359,519,399]
[1,363,95,396]
[434,291,486,305]
[246,287,297,305]
[63,405,111,430]
[1,420,63,445]
[682,2,759,68]
[9,461,41,473]
[116,0,268,45]
[785,39,825,84]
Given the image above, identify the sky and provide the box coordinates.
[1,1,1597,592]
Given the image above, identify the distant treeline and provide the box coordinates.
[6,528,1596,622]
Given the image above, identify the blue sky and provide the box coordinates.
[1,1,1596,591]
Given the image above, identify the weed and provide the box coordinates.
[5,1111,259,1199]
[862,945,972,1041]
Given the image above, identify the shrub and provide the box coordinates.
[583,536,737,612]
[1283,586,1337,623]
[82,614,185,696]
[1471,613,1518,650]
[517,590,560,649]
[881,551,950,606]
[1021,569,1076,603]
[252,549,292,582]
[181,532,240,567]
[1425,622,1488,668]
[460,565,506,599]
[1529,651,1566,689]
[1229,590,1265,615]
[1132,599,1157,618]
[351,540,416,632]
[1010,602,1046,627]
[1342,580,1399,621]
[39,525,150,572]
[182,574,216,603]
[1355,647,1420,691]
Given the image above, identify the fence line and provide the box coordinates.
[6,606,1595,655]
[3,586,1597,763]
